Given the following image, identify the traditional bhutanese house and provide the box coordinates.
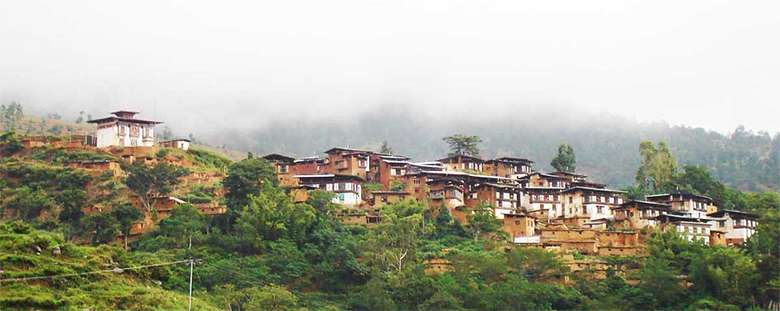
[655,213,712,244]
[408,161,445,173]
[438,155,485,173]
[377,156,411,189]
[427,178,466,210]
[290,156,325,175]
[483,157,533,179]
[520,172,570,189]
[369,191,410,207]
[158,139,191,151]
[263,153,298,187]
[88,110,162,148]
[561,186,626,221]
[525,187,563,220]
[539,223,599,255]
[465,182,520,218]
[501,212,537,240]
[551,171,589,184]
[596,230,642,256]
[646,191,716,219]
[323,147,373,179]
[613,200,672,229]
[707,209,759,246]
[295,174,364,206]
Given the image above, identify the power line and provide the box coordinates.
[0,259,191,283]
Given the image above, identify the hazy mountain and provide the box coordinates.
[201,107,780,192]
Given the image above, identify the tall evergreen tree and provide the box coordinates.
[442,134,482,157]
[550,144,576,173]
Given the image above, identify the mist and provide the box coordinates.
[2,0,780,136]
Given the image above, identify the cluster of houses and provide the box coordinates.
[262,147,759,251]
[21,109,759,254]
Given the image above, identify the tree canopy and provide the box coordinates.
[442,134,482,157]
[550,144,576,173]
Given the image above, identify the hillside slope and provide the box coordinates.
[0,221,219,310]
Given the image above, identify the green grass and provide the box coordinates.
[0,222,220,310]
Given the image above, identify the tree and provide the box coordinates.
[432,204,465,239]
[550,144,576,173]
[244,285,299,311]
[56,189,87,239]
[506,248,569,282]
[124,162,188,214]
[635,141,677,193]
[3,186,55,221]
[111,203,143,249]
[157,203,207,249]
[0,131,23,155]
[379,140,394,154]
[442,134,482,157]
[236,184,316,251]
[466,203,502,242]
[223,157,277,229]
[82,213,119,245]
[0,102,23,131]
[363,200,426,273]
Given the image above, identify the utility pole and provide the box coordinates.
[188,258,194,311]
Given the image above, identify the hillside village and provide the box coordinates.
[6,110,759,256]
[1,108,778,310]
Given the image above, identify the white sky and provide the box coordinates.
[1,0,779,133]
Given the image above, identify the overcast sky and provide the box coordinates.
[1,0,778,134]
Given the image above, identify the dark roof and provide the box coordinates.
[561,186,626,194]
[654,213,708,223]
[263,153,296,163]
[87,116,162,124]
[161,138,191,143]
[371,191,410,195]
[521,172,566,180]
[487,157,534,164]
[572,181,606,188]
[707,209,759,219]
[646,191,713,202]
[324,147,395,157]
[615,200,671,210]
[110,110,139,115]
[295,174,365,182]
[437,154,484,163]
[294,156,323,163]
[477,182,518,189]
[552,171,587,178]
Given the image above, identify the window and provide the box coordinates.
[597,206,603,214]
[569,197,573,203]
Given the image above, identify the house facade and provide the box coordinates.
[88,110,162,148]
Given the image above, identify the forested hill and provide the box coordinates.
[203,109,780,192]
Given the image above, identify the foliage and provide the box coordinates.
[2,186,56,221]
[379,140,394,154]
[188,148,233,171]
[442,134,482,157]
[636,141,677,193]
[124,162,189,213]
[223,157,277,229]
[0,131,23,155]
[465,203,503,242]
[112,203,144,249]
[550,143,576,173]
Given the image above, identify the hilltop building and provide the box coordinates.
[88,110,162,148]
